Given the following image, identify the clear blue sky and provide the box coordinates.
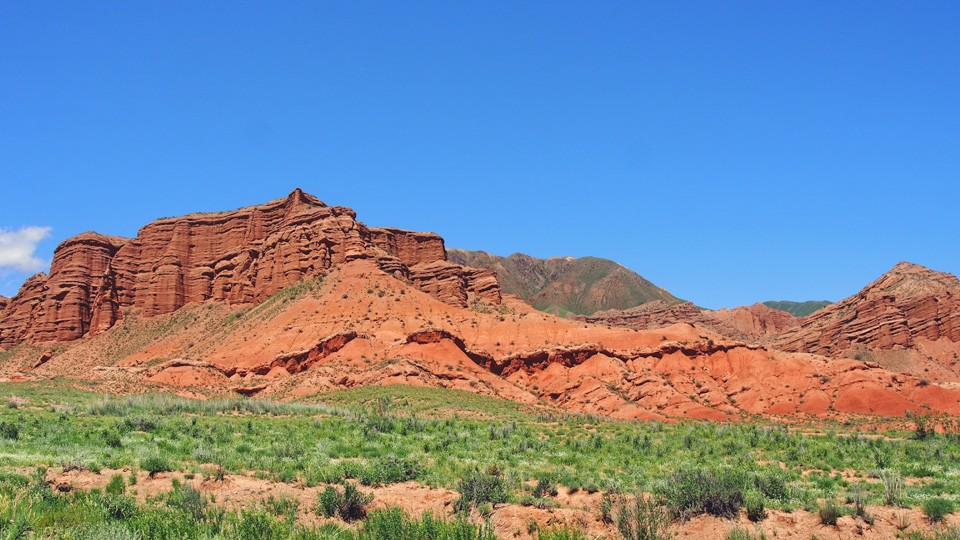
[1,1,958,308]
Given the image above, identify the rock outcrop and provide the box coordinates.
[776,262,960,356]
[0,189,500,348]
[710,303,799,340]
[0,296,7,312]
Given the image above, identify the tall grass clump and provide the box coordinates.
[608,493,670,540]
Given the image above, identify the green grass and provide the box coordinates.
[0,382,959,537]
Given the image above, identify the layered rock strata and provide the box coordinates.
[0,189,499,348]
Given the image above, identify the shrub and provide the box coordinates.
[744,489,766,522]
[315,483,372,522]
[166,479,207,520]
[140,454,172,477]
[533,477,557,498]
[99,493,138,519]
[0,421,20,440]
[923,497,954,523]
[876,469,904,506]
[657,465,747,518]
[454,467,509,513]
[360,455,421,486]
[612,494,671,540]
[818,500,842,526]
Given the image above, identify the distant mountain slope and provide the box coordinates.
[448,249,682,316]
[763,300,831,317]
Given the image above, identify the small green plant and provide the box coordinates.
[105,474,125,495]
[923,497,954,523]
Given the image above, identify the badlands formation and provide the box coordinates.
[1,190,959,420]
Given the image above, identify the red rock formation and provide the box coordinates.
[0,189,500,348]
[776,262,960,356]
[710,303,799,340]
[0,296,7,311]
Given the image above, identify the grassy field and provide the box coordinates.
[0,381,957,539]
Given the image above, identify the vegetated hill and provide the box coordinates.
[763,300,831,317]
[776,262,960,381]
[447,249,682,317]
[1,192,957,421]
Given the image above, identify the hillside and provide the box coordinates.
[1,192,957,422]
[447,249,681,316]
[763,300,831,317]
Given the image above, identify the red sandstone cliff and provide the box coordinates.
[0,189,500,348]
[776,262,960,356]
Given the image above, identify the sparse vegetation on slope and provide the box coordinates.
[449,249,682,316]
[762,300,832,317]
[0,382,957,537]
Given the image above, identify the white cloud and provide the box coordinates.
[0,226,52,274]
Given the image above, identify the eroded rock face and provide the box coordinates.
[776,262,960,356]
[710,303,799,340]
[0,189,500,348]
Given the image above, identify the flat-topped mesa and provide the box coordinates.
[0,189,501,348]
[776,262,960,356]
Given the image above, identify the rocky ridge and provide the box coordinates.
[0,189,500,348]
[776,262,960,356]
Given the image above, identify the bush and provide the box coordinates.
[140,455,172,477]
[165,480,207,520]
[744,489,766,522]
[315,483,372,522]
[359,455,421,486]
[0,421,20,440]
[454,467,509,513]
[876,469,905,507]
[533,477,557,498]
[612,494,670,540]
[656,465,747,518]
[818,500,842,526]
[923,497,954,523]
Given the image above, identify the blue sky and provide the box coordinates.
[1,2,957,308]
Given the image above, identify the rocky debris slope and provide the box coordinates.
[576,301,798,342]
[0,189,499,348]
[776,262,960,356]
[448,249,681,316]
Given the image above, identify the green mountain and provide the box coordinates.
[762,300,832,318]
[448,249,682,317]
